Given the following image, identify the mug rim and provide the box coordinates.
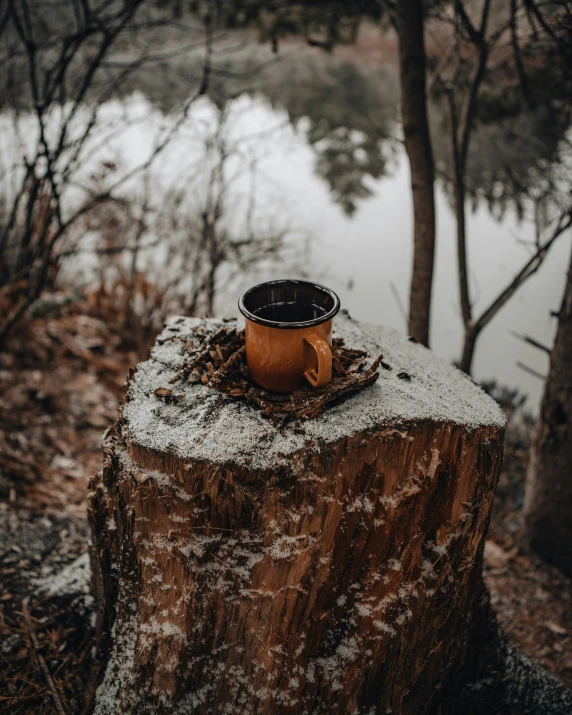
[238,279,341,330]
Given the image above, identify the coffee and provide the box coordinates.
[253,301,327,324]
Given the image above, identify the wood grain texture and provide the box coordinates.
[88,317,505,715]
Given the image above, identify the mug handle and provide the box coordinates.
[303,333,332,388]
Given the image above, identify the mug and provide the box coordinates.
[238,279,341,393]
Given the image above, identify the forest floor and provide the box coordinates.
[0,292,571,713]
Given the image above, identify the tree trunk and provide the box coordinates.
[88,313,509,714]
[454,175,471,326]
[522,246,572,577]
[454,168,480,376]
[396,0,436,348]
[459,323,479,375]
[451,150,478,376]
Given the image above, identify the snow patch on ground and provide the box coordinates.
[34,551,91,599]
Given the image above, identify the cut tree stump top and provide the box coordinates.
[123,312,505,470]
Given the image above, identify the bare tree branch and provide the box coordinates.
[510,330,551,354]
[475,213,572,333]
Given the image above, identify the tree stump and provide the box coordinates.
[88,312,506,715]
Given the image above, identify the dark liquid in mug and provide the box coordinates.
[253,301,327,324]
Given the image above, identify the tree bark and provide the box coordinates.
[453,167,479,376]
[396,0,436,348]
[88,313,510,714]
[453,171,471,331]
[522,246,572,577]
[459,323,478,375]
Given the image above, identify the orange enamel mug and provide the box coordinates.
[238,279,341,393]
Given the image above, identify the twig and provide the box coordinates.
[510,330,551,355]
[209,345,246,387]
[475,214,572,333]
[175,327,383,427]
[21,600,69,715]
[516,361,546,381]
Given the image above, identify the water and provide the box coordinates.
[1,66,567,413]
[211,95,567,412]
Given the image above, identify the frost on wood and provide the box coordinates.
[122,312,505,471]
[88,315,506,714]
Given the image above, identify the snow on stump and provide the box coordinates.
[88,313,506,715]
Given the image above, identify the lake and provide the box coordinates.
[1,36,568,412]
